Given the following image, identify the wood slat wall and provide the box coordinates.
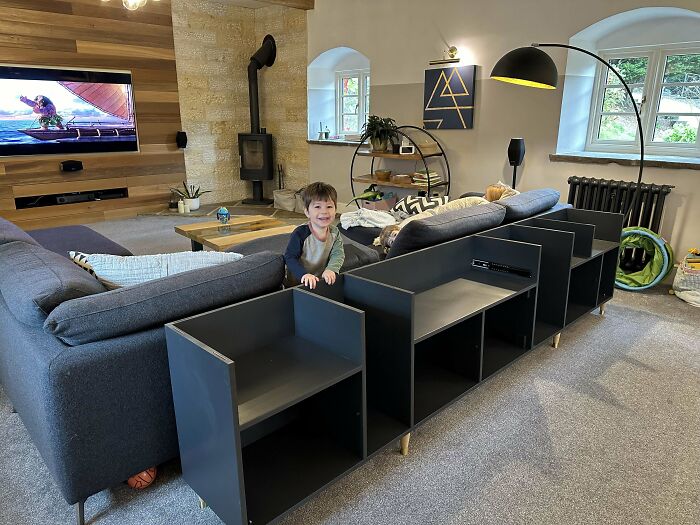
[0,0,185,230]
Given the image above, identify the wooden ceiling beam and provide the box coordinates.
[255,0,314,10]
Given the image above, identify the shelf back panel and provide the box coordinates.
[544,208,624,242]
[525,218,595,258]
[349,235,539,293]
[294,289,365,366]
[172,290,295,360]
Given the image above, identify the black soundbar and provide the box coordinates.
[472,258,532,278]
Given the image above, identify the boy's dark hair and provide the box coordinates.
[303,182,337,209]
[36,96,53,108]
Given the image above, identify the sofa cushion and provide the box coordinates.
[387,202,506,258]
[69,251,245,289]
[232,232,380,272]
[0,241,107,326]
[44,251,285,346]
[494,188,560,221]
[0,217,41,247]
[29,225,132,258]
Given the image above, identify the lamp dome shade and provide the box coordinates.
[491,47,559,89]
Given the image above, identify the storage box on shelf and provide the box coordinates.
[165,289,365,525]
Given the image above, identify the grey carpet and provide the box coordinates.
[1,219,698,524]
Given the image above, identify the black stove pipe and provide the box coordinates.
[248,34,276,134]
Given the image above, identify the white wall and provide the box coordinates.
[307,0,700,258]
[307,48,369,138]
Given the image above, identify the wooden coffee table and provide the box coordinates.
[175,215,297,252]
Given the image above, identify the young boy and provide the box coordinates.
[284,182,344,289]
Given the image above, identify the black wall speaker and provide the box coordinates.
[176,131,188,149]
[508,138,525,166]
[60,160,83,172]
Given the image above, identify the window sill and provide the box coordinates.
[307,139,361,147]
[549,152,700,170]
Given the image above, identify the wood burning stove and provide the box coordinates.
[239,132,273,183]
[239,35,276,205]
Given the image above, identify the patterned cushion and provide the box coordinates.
[392,195,449,215]
[69,251,245,289]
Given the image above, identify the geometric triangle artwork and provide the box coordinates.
[423,65,476,129]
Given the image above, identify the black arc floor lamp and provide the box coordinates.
[490,43,644,224]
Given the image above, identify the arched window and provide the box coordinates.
[308,47,370,140]
[557,8,700,158]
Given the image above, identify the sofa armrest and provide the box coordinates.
[44,251,284,345]
[47,328,178,504]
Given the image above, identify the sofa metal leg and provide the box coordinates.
[552,333,561,349]
[10,405,16,413]
[198,496,208,509]
[599,303,606,315]
[75,500,85,525]
[399,433,411,456]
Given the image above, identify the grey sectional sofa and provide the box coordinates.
[0,217,285,520]
[339,188,563,258]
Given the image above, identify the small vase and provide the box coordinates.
[370,137,388,152]
[184,197,200,211]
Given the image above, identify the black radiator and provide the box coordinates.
[567,176,674,233]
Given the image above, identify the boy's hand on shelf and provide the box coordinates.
[322,270,337,285]
[301,273,320,289]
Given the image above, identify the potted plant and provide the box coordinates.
[362,115,397,152]
[170,182,211,211]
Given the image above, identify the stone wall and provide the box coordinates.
[172,0,308,204]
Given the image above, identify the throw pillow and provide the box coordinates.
[68,251,245,289]
[392,195,449,215]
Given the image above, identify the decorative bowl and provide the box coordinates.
[374,169,392,181]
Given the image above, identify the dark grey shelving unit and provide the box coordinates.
[319,235,540,432]
[479,224,575,347]
[165,289,365,525]
[165,205,625,525]
[522,207,623,326]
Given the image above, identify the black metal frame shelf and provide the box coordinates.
[350,125,451,204]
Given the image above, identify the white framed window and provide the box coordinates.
[587,45,700,157]
[335,69,370,136]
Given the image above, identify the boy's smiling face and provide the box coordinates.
[305,198,336,231]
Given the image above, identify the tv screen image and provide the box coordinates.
[0,65,139,157]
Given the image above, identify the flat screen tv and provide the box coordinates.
[0,65,139,157]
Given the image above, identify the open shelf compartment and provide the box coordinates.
[479,224,574,346]
[165,288,365,525]
[413,313,482,423]
[482,289,537,378]
[349,235,540,344]
[345,234,540,428]
[566,256,603,325]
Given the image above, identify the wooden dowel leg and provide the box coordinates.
[198,496,208,510]
[552,333,561,349]
[399,433,411,456]
[600,303,606,315]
